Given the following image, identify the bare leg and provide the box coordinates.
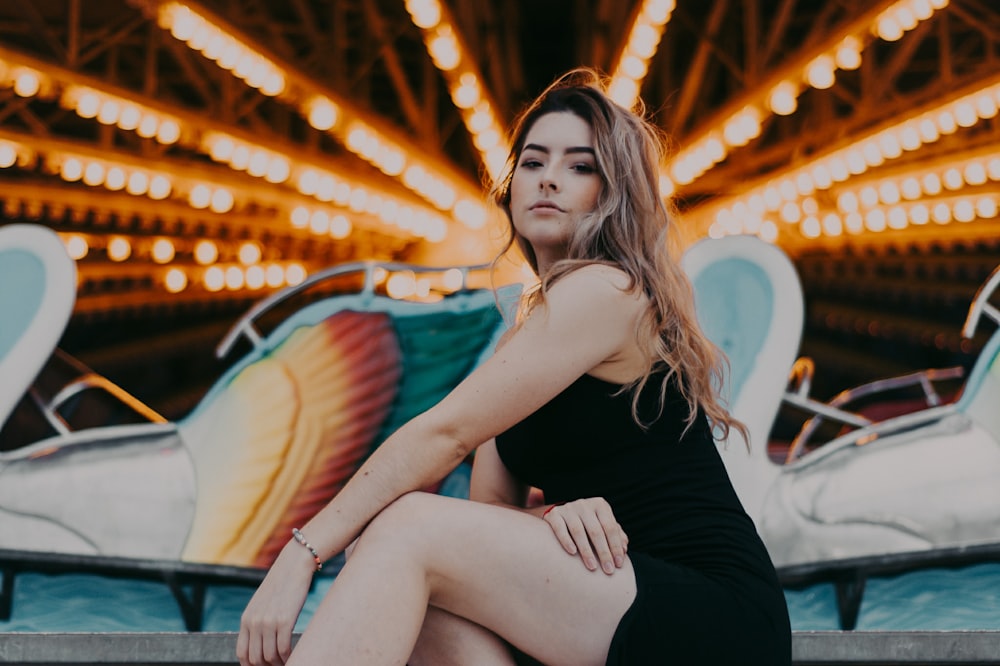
[289,492,635,666]
[344,537,517,666]
[408,607,517,666]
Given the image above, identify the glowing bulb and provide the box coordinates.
[838,191,859,213]
[209,136,235,162]
[408,0,442,28]
[805,55,836,90]
[909,204,930,225]
[137,114,159,138]
[310,210,330,234]
[82,162,106,186]
[204,266,225,292]
[942,168,963,190]
[443,268,464,292]
[428,29,460,70]
[126,171,150,195]
[151,238,175,263]
[330,215,351,239]
[878,181,900,205]
[0,144,15,169]
[800,216,821,239]
[307,96,339,130]
[119,104,141,130]
[768,81,798,115]
[238,242,261,265]
[225,266,245,290]
[60,158,84,182]
[387,272,417,299]
[265,264,285,288]
[155,119,181,144]
[876,15,904,41]
[887,206,908,229]
[931,202,951,224]
[105,166,127,191]
[194,240,218,265]
[65,234,89,260]
[107,236,131,261]
[976,197,998,219]
[921,172,942,195]
[285,264,306,286]
[859,186,879,209]
[865,209,887,232]
[965,162,987,186]
[246,265,265,290]
[96,100,121,125]
[189,184,212,208]
[76,91,100,118]
[822,213,843,236]
[845,212,864,234]
[954,200,975,222]
[165,268,187,293]
[210,188,234,213]
[900,177,921,200]
[13,69,40,97]
[835,36,862,70]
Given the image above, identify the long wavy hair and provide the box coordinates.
[491,68,748,445]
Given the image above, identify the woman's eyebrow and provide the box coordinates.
[523,143,595,155]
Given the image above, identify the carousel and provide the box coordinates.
[1,0,1000,663]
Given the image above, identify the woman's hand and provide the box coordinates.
[237,543,317,666]
[541,497,628,575]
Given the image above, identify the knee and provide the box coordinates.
[353,491,438,554]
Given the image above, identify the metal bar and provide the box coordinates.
[669,0,731,135]
[361,0,426,136]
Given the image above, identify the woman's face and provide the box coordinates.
[508,111,602,265]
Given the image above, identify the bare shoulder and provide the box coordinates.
[547,264,646,315]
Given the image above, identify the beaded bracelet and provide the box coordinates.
[291,527,323,572]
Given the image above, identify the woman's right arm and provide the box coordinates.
[469,438,532,510]
[470,438,627,574]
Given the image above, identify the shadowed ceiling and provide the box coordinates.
[1,0,998,420]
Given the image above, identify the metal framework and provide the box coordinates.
[0,0,998,413]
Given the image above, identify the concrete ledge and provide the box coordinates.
[1,631,999,664]
[793,631,1000,664]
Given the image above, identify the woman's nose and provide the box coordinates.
[540,167,559,191]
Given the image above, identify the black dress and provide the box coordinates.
[494,373,791,665]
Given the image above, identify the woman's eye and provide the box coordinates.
[519,158,543,169]
[572,163,596,174]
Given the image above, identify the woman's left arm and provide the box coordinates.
[238,266,643,663]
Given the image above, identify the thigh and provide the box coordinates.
[355,492,637,666]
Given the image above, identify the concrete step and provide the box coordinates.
[1,631,999,665]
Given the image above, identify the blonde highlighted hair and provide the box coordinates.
[492,68,748,445]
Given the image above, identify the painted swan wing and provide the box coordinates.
[179,310,401,566]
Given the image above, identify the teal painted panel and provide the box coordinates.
[0,249,46,360]
[692,258,774,405]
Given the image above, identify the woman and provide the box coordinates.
[238,69,791,666]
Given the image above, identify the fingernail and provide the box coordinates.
[603,562,614,574]
[614,555,624,567]
[586,557,597,570]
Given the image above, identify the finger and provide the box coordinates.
[262,628,280,666]
[581,514,616,574]
[566,516,599,571]
[544,510,578,555]
[593,506,627,568]
[277,627,294,663]
[236,624,250,666]
[248,626,264,666]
